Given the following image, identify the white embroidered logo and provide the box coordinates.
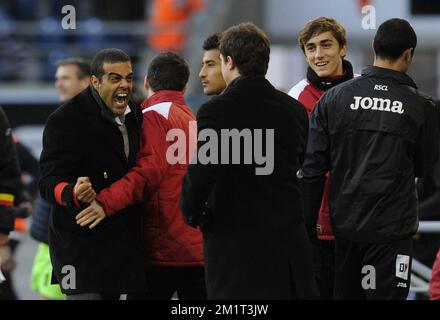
[350,96,404,114]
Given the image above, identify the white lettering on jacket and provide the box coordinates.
[350,96,404,114]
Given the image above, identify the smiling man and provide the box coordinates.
[288,17,355,299]
[39,48,145,300]
[199,33,226,96]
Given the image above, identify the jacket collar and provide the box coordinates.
[307,59,354,91]
[224,76,274,93]
[143,90,186,109]
[361,66,418,89]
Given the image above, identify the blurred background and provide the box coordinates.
[1,0,440,299]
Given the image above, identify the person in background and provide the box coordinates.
[0,106,21,296]
[0,135,37,300]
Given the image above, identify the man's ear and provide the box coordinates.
[340,44,347,59]
[144,76,150,91]
[400,48,413,64]
[91,75,100,90]
[227,56,235,71]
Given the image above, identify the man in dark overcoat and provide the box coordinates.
[180,23,318,300]
[39,48,145,300]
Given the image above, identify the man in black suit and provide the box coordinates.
[39,48,145,300]
[180,22,318,300]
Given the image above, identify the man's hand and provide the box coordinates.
[74,177,96,205]
[75,200,106,229]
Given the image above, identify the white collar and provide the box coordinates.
[115,105,131,125]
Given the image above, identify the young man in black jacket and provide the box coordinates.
[180,22,318,299]
[300,18,439,299]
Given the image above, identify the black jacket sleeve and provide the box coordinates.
[301,93,331,179]
[0,107,21,234]
[39,110,82,208]
[299,92,331,238]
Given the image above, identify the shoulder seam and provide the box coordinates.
[288,79,308,99]
[143,102,172,119]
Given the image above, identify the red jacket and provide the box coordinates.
[430,249,440,300]
[96,90,203,266]
[288,79,334,240]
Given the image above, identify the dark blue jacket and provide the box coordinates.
[30,196,50,244]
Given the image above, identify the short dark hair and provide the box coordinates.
[147,52,189,92]
[219,22,270,78]
[298,17,346,54]
[373,18,417,61]
[202,33,221,51]
[56,58,91,79]
[91,48,131,80]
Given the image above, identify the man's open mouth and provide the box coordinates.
[114,93,128,106]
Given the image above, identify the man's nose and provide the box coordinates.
[119,78,130,88]
[199,67,206,79]
[315,46,324,59]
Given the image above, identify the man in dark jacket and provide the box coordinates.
[0,107,21,246]
[300,18,439,300]
[39,48,145,300]
[180,22,318,300]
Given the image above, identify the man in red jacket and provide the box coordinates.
[75,52,205,300]
[288,17,354,299]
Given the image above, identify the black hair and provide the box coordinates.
[373,18,417,60]
[219,22,270,78]
[91,48,131,80]
[203,33,221,51]
[147,52,189,92]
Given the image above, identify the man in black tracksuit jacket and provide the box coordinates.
[300,19,439,299]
